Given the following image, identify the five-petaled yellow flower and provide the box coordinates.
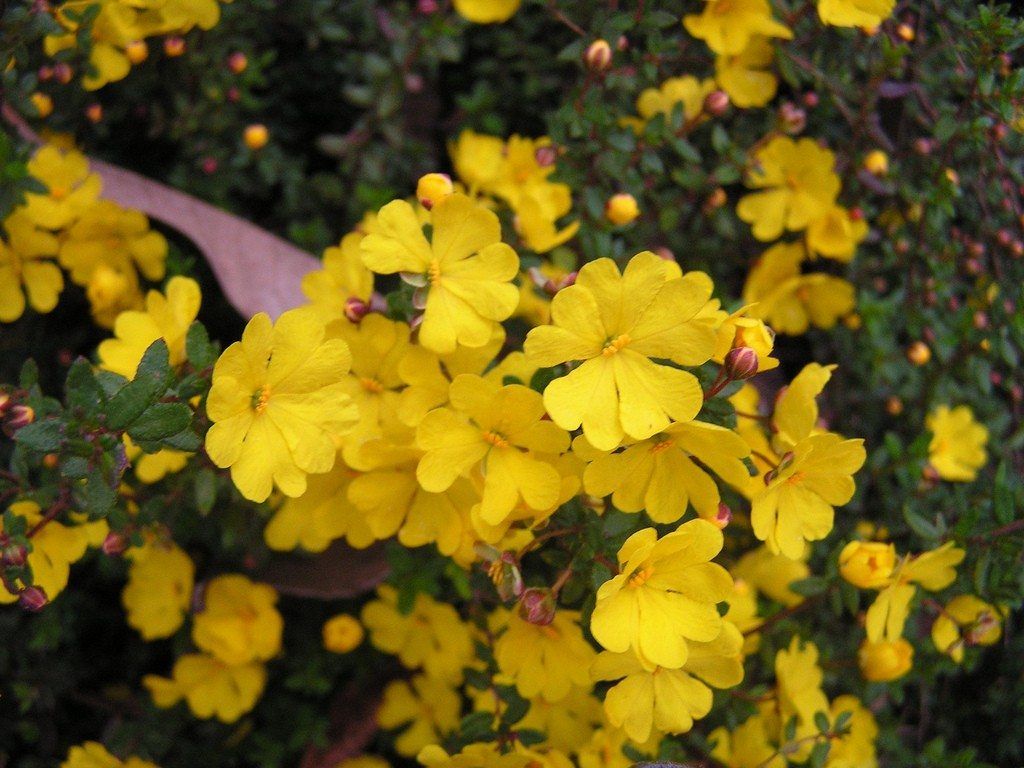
[926,404,988,482]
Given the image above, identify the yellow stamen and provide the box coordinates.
[628,565,654,587]
[359,377,384,393]
[602,333,631,357]
[50,185,69,200]
[650,438,674,455]
[253,386,271,414]
[482,430,510,449]
[428,259,442,287]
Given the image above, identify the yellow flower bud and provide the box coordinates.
[605,193,639,225]
[126,40,149,65]
[843,312,862,330]
[416,172,454,210]
[584,39,612,72]
[322,613,365,653]
[164,36,186,57]
[858,637,913,681]
[839,541,896,589]
[863,150,889,176]
[906,340,931,366]
[30,92,53,118]
[228,51,248,74]
[243,124,269,150]
[897,23,915,42]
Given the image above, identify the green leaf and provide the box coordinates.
[65,358,105,414]
[126,403,192,443]
[814,711,831,734]
[194,468,217,513]
[14,419,64,452]
[458,711,496,740]
[790,576,830,597]
[185,322,218,370]
[77,469,118,518]
[994,461,1014,524]
[904,507,941,540]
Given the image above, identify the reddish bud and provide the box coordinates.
[227,51,248,74]
[778,102,806,134]
[703,90,730,117]
[802,91,819,108]
[534,145,557,167]
[102,532,128,557]
[344,297,371,323]
[518,587,556,626]
[42,453,59,469]
[164,36,186,57]
[724,346,759,381]
[0,392,11,415]
[226,86,241,103]
[973,311,988,330]
[18,585,47,612]
[201,156,218,174]
[913,138,935,155]
[616,35,629,52]
[1,542,28,568]
[416,0,438,13]
[712,502,732,529]
[584,39,613,72]
[3,405,35,437]
[85,103,103,123]
[37,65,53,82]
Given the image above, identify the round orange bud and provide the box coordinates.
[724,346,759,381]
[42,453,59,469]
[897,23,915,42]
[163,36,186,57]
[228,51,248,74]
[584,39,612,72]
[243,123,269,150]
[126,39,148,64]
[839,540,896,589]
[843,313,862,330]
[416,172,454,210]
[53,62,73,84]
[30,92,53,118]
[703,89,730,117]
[863,150,889,176]
[322,613,364,653]
[605,192,639,225]
[885,396,903,416]
[85,103,103,123]
[704,187,727,212]
[906,341,931,366]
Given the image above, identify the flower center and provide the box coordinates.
[252,386,271,414]
[482,430,510,449]
[628,565,654,587]
[785,470,805,486]
[359,377,384,393]
[602,334,631,357]
[50,185,69,200]
[650,438,675,455]
[428,259,442,287]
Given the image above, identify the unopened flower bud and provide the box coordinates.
[913,137,935,155]
[42,453,59,469]
[704,187,727,212]
[226,86,241,103]
[243,124,269,150]
[53,62,73,84]
[724,346,759,381]
[102,531,128,557]
[778,102,806,134]
[712,502,731,529]
[344,296,371,323]
[703,90,730,117]
[164,36,186,57]
[519,587,556,626]
[201,156,218,174]
[616,35,629,51]
[417,0,438,13]
[322,613,364,653]
[30,93,53,118]
[3,405,35,437]
[802,91,819,108]
[885,396,903,416]
[228,51,248,74]
[18,585,47,612]
[896,23,915,42]
[37,65,53,82]
[0,392,10,415]
[584,39,612,72]
[1,541,28,568]
[863,150,889,176]
[605,193,639,226]
[534,145,557,167]
[125,39,148,65]
[416,173,454,210]
[906,341,931,366]
[85,103,103,123]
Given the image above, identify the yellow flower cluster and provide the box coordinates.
[738,136,863,335]
[45,0,227,90]
[142,573,282,722]
[62,741,159,768]
[1,144,168,327]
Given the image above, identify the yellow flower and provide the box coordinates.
[752,432,866,559]
[743,242,856,335]
[86,262,143,329]
[524,251,718,451]
[418,743,536,768]
[864,542,965,642]
[857,638,913,681]
[97,276,201,378]
[504,686,604,754]
[627,76,717,130]
[590,520,733,669]
[775,637,831,760]
[21,145,103,229]
[805,206,869,262]
[926,405,988,482]
[715,37,778,109]
[415,374,569,527]
[144,653,266,723]
[263,458,373,551]
[931,595,1004,663]
[817,0,895,28]
[838,541,896,589]
[323,613,364,653]
[61,742,159,768]
[449,130,506,193]
[592,622,744,742]
[684,0,792,55]
[0,500,107,604]
[337,759,391,768]
[124,435,190,483]
[711,309,779,372]
[734,545,809,606]
[515,194,579,253]
[361,585,474,683]
[452,0,521,23]
[737,137,840,241]
[827,696,879,768]
[0,213,63,322]
[770,361,834,452]
[360,193,519,354]
[59,200,167,284]
[191,574,283,665]
[46,0,144,89]
[711,714,784,768]
[494,608,595,702]
[204,309,359,502]
[122,541,194,640]
[300,232,375,322]
[379,675,462,756]
[577,419,751,523]
[577,727,656,768]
